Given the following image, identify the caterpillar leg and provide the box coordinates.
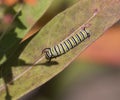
[48,58,51,63]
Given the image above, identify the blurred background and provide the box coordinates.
[0,0,120,100]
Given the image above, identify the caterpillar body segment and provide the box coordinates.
[42,28,90,62]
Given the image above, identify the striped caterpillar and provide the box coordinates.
[42,27,90,62]
[42,9,98,62]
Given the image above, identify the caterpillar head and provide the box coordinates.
[42,48,51,60]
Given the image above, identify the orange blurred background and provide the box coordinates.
[0,0,36,6]
[78,23,120,66]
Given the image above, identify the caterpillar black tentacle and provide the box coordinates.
[42,28,90,62]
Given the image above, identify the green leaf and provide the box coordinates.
[0,0,53,64]
[0,0,120,99]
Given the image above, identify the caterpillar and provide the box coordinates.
[42,27,90,62]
